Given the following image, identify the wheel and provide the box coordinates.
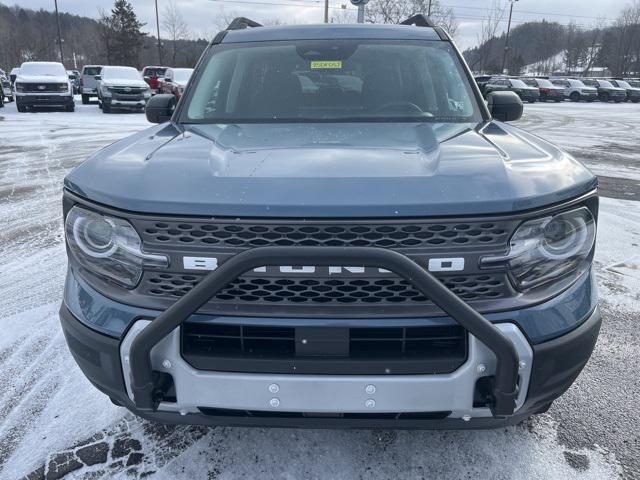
[614,98,622,103]
[600,93,609,103]
[102,103,111,113]
[632,99,640,103]
[528,99,536,104]
[17,104,26,112]
[569,91,580,102]
[66,104,75,112]
[81,94,89,105]
[6,95,13,102]
[555,99,563,103]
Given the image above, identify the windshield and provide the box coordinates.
[103,67,142,81]
[145,67,166,77]
[184,40,481,123]
[83,66,102,76]
[570,80,587,87]
[509,79,528,88]
[173,68,193,83]
[20,62,65,76]
[599,80,614,88]
[615,80,631,88]
[627,80,640,88]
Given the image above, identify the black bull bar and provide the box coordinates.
[129,247,521,417]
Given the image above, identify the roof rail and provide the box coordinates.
[400,14,436,28]
[227,17,262,30]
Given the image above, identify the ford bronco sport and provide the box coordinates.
[60,16,601,429]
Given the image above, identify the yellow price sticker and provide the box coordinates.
[310,61,343,69]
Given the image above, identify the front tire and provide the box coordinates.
[600,93,609,103]
[6,95,13,102]
[569,91,580,102]
[82,94,89,105]
[66,104,75,112]
[17,104,26,112]
[102,103,111,113]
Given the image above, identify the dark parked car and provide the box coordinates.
[581,79,627,102]
[60,16,600,430]
[142,66,169,94]
[522,78,564,102]
[484,77,540,103]
[67,70,80,94]
[609,79,640,103]
[1,73,13,102]
[473,75,493,96]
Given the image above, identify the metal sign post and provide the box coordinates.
[351,0,369,23]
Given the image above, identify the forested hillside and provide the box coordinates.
[464,2,640,76]
[0,2,208,71]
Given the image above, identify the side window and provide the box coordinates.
[165,68,173,81]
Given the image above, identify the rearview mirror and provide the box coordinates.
[146,94,176,123]
[486,91,523,122]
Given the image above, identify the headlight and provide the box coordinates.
[15,82,24,92]
[58,83,68,92]
[481,207,596,292]
[100,84,112,96]
[65,206,168,288]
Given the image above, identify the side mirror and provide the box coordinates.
[144,75,150,80]
[164,77,171,82]
[94,75,101,81]
[146,93,176,123]
[487,91,523,122]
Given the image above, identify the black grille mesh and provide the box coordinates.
[143,272,508,304]
[137,219,511,249]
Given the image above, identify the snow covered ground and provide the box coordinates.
[0,100,638,479]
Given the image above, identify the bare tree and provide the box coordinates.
[162,0,190,66]
[472,0,506,72]
[365,0,458,37]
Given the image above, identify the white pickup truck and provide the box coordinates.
[14,61,75,112]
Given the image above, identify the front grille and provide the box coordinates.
[21,83,64,92]
[181,322,467,374]
[198,408,451,420]
[138,219,511,249]
[143,272,508,304]
[111,87,146,94]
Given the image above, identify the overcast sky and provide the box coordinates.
[13,0,630,50]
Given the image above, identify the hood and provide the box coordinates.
[102,79,148,88]
[65,121,597,218]
[16,74,68,83]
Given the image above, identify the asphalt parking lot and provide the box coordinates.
[0,99,638,479]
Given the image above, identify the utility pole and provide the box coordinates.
[324,0,329,23]
[155,0,163,64]
[427,0,432,16]
[501,0,518,74]
[54,0,64,65]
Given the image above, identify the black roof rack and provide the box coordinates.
[227,17,262,30]
[400,14,436,28]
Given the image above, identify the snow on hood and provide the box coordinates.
[16,74,69,84]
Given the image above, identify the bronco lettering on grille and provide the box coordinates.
[182,257,465,273]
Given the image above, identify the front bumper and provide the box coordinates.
[60,241,601,428]
[103,96,147,110]
[16,93,73,107]
[59,302,601,429]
